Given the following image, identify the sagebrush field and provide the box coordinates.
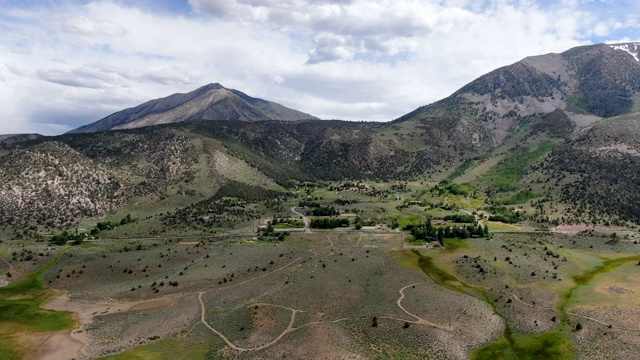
[2,225,639,359]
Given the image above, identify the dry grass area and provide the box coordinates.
[1,230,640,359]
[551,224,629,234]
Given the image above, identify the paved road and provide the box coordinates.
[291,206,312,233]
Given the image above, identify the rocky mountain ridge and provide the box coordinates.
[396,43,640,144]
[69,83,319,133]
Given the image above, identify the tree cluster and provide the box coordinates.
[405,220,489,242]
[307,206,339,217]
[310,217,349,229]
[443,214,475,223]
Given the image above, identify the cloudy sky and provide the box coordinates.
[1,0,639,135]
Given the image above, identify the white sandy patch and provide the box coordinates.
[38,294,174,359]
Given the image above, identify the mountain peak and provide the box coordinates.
[395,42,640,144]
[69,83,318,133]
[200,83,226,91]
[609,42,640,61]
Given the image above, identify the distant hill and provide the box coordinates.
[68,83,319,133]
[0,133,43,144]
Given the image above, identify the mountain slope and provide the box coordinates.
[533,112,640,225]
[0,142,127,232]
[0,116,493,233]
[609,42,640,61]
[69,83,319,133]
[396,43,640,144]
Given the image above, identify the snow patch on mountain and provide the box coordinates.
[609,42,640,61]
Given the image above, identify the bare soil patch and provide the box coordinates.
[551,224,628,234]
[30,330,85,360]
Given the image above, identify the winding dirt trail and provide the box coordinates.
[326,235,334,248]
[39,256,302,359]
[197,258,451,352]
[197,257,308,352]
[381,283,451,330]
[45,240,460,356]
[564,310,640,331]
[508,292,556,312]
[197,256,304,351]
[198,296,354,352]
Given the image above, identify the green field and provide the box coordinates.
[103,336,215,360]
[0,248,76,359]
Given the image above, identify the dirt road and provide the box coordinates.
[291,206,312,233]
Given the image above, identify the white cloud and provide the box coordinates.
[62,16,127,37]
[0,0,637,134]
[307,33,355,63]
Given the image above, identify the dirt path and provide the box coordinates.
[0,257,17,286]
[1,257,22,279]
[1,257,14,272]
[460,209,485,228]
[565,310,640,331]
[199,296,352,352]
[197,257,306,352]
[199,291,256,352]
[508,292,556,312]
[326,235,334,248]
[196,259,454,352]
[40,257,301,359]
[383,283,451,330]
[206,257,302,293]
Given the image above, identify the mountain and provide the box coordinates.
[396,43,640,143]
[68,83,319,133]
[0,117,492,233]
[533,111,640,225]
[3,42,640,235]
[610,42,640,61]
